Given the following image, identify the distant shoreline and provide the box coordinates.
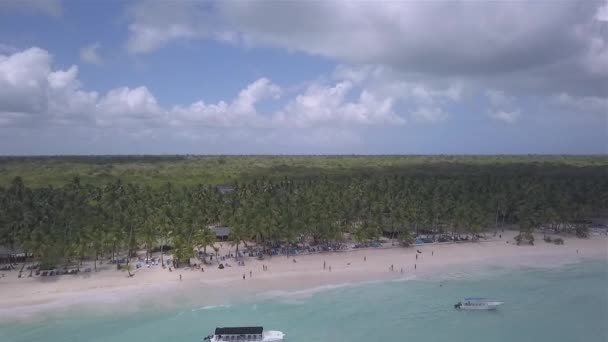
[1,231,606,323]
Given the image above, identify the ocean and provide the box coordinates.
[1,260,606,342]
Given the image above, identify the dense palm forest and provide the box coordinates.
[1,154,606,188]
[1,156,606,270]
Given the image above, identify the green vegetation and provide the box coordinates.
[1,155,606,188]
[1,154,606,269]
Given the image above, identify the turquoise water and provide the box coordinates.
[1,261,607,342]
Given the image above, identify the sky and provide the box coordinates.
[0,0,606,155]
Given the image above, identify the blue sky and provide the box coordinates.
[0,0,606,155]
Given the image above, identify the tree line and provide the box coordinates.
[1,172,606,270]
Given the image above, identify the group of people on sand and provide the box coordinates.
[385,250,436,274]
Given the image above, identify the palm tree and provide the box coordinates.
[230,224,247,258]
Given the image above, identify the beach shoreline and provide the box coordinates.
[1,231,606,323]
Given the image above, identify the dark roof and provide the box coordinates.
[210,226,231,237]
[0,246,24,255]
[215,327,263,335]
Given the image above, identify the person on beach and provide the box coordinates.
[414,264,417,270]
[364,256,366,262]
[250,271,252,278]
[400,268,403,274]
[416,254,418,260]
[432,251,434,256]
[323,261,326,269]
[390,264,394,271]
[179,274,182,281]
[242,274,245,280]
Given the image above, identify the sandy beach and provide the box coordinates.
[1,230,606,322]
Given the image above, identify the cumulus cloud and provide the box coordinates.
[489,110,521,124]
[486,90,514,108]
[121,0,607,137]
[96,87,163,126]
[550,93,608,115]
[79,42,103,65]
[411,107,449,123]
[596,0,608,21]
[273,81,404,128]
[0,47,98,126]
[485,89,521,124]
[126,1,608,96]
[170,78,281,128]
[1,47,405,134]
[125,0,228,54]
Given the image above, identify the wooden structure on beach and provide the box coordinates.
[210,225,232,241]
[0,246,27,263]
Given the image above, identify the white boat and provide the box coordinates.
[454,298,504,310]
[204,326,285,341]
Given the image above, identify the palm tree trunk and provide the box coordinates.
[160,242,164,266]
[126,224,134,269]
[19,250,27,273]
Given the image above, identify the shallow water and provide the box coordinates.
[1,260,606,342]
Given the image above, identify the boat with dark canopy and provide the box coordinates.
[204,326,284,341]
[454,298,504,310]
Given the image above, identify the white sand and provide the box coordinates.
[1,231,606,322]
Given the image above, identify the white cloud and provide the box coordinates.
[0,47,52,116]
[0,0,62,17]
[489,110,521,124]
[126,1,224,54]
[79,42,103,65]
[551,93,608,114]
[485,89,521,124]
[331,65,463,113]
[1,47,406,133]
[274,81,404,128]
[170,78,280,128]
[96,87,163,126]
[411,107,449,123]
[0,47,98,125]
[596,0,608,21]
[126,1,608,99]
[486,90,514,107]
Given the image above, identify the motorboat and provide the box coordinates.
[204,326,284,341]
[454,298,503,310]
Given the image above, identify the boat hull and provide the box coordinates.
[206,330,284,342]
[455,301,503,310]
